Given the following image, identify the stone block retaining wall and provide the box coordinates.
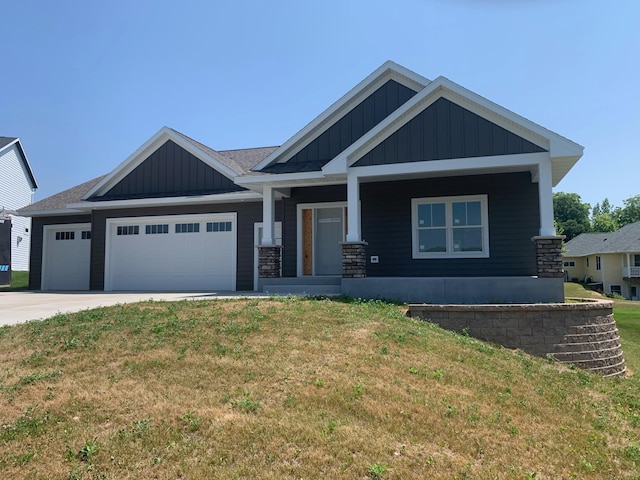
[408,298,626,377]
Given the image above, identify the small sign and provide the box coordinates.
[318,218,341,224]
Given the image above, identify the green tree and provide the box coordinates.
[614,194,640,227]
[591,198,618,232]
[553,192,590,240]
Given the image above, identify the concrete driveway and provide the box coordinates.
[0,291,266,327]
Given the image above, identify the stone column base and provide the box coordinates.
[257,245,283,278]
[532,235,565,278]
[340,241,368,278]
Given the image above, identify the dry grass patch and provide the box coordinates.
[1,296,640,479]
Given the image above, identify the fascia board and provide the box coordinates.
[17,208,90,217]
[235,171,327,185]
[325,76,583,175]
[82,127,239,200]
[68,191,263,211]
[252,61,431,172]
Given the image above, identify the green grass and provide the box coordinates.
[0,296,639,479]
[0,270,29,290]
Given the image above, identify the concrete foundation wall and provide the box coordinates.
[342,277,565,304]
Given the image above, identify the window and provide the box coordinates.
[596,255,601,271]
[175,223,200,233]
[610,285,622,295]
[55,231,75,240]
[563,261,575,267]
[411,195,489,258]
[117,225,139,236]
[586,258,589,268]
[145,224,169,235]
[206,221,233,232]
[81,231,91,240]
[635,254,640,267]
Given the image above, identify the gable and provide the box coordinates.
[91,140,244,201]
[261,80,417,174]
[353,97,546,167]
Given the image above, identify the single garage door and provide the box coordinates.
[105,213,236,291]
[43,224,91,290]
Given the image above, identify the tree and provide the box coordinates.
[591,198,618,232]
[553,192,590,240]
[615,194,640,227]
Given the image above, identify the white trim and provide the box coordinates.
[42,223,91,291]
[346,174,361,242]
[262,186,275,246]
[253,221,282,290]
[296,202,347,277]
[83,127,240,199]
[236,171,336,187]
[252,61,430,172]
[104,212,237,292]
[411,195,489,259]
[68,191,262,211]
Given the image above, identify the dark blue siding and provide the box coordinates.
[93,140,244,200]
[359,173,539,277]
[262,80,417,174]
[354,98,546,166]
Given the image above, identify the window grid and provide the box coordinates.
[563,261,575,267]
[81,231,91,240]
[145,224,169,235]
[55,231,75,241]
[117,225,140,236]
[206,221,233,233]
[175,223,200,234]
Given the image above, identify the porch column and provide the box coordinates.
[346,173,361,242]
[342,173,367,277]
[258,185,282,279]
[537,157,556,236]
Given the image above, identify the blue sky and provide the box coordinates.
[3,0,638,210]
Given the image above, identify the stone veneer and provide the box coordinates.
[408,298,626,377]
[341,242,367,278]
[257,245,282,278]
[532,235,565,278]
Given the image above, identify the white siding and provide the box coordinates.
[0,144,36,270]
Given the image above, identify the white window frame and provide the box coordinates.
[563,261,576,267]
[411,194,489,259]
[610,285,622,295]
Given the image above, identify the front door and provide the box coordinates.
[300,205,346,276]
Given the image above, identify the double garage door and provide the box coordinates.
[44,214,236,291]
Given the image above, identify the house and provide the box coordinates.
[563,221,640,301]
[18,61,583,303]
[0,137,39,273]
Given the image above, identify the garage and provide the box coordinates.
[42,224,91,290]
[104,213,236,291]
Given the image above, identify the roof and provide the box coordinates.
[0,136,39,189]
[18,175,107,215]
[564,221,640,256]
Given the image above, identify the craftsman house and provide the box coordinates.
[564,221,640,301]
[19,61,583,303]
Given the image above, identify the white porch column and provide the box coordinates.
[346,173,361,242]
[537,157,556,236]
[262,186,275,245]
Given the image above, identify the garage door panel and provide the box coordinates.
[44,225,91,291]
[106,215,236,291]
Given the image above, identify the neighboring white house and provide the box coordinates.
[0,137,38,271]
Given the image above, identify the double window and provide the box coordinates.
[117,225,139,236]
[206,221,232,232]
[175,223,200,234]
[411,195,489,258]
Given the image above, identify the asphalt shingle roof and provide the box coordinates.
[564,221,640,256]
[18,175,107,214]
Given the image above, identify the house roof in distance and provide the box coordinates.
[0,136,39,189]
[564,221,640,256]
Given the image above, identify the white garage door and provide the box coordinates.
[43,224,91,290]
[105,213,236,291]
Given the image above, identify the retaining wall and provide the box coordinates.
[407,298,626,377]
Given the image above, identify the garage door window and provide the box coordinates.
[81,231,91,240]
[145,224,169,235]
[175,223,200,233]
[206,221,232,232]
[117,226,139,236]
[55,231,75,240]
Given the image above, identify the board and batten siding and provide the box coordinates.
[94,140,244,201]
[0,144,36,270]
[29,215,92,289]
[89,202,281,291]
[360,172,539,277]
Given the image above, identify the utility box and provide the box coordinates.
[0,217,11,286]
